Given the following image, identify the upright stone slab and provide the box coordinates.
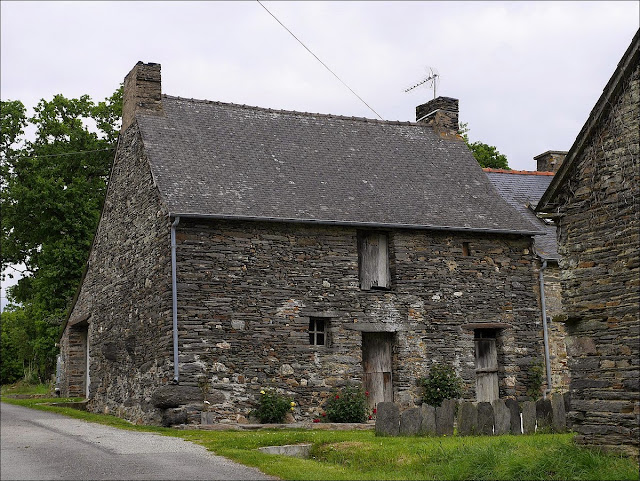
[420,404,436,435]
[375,402,400,436]
[435,399,455,436]
[536,399,553,432]
[477,402,494,435]
[505,398,522,434]
[563,392,572,430]
[457,402,478,436]
[551,393,566,433]
[522,401,536,434]
[492,399,511,435]
[400,407,423,436]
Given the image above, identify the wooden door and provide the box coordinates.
[475,336,499,402]
[362,332,393,408]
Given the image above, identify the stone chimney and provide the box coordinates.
[534,151,568,173]
[121,62,163,132]
[416,96,460,139]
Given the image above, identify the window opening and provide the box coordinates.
[462,242,471,257]
[309,318,326,346]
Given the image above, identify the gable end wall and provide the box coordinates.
[59,124,173,424]
[554,63,639,457]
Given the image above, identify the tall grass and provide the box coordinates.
[1,380,53,396]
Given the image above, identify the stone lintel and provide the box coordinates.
[344,322,403,332]
[68,313,91,327]
[461,322,512,331]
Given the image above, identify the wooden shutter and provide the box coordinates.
[358,232,390,290]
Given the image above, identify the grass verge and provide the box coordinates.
[1,381,53,396]
[2,396,638,480]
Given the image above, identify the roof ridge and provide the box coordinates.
[483,168,554,176]
[162,94,417,127]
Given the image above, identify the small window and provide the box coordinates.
[358,232,390,290]
[462,242,470,257]
[309,318,326,346]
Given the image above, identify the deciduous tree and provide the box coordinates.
[459,122,510,170]
[0,87,122,382]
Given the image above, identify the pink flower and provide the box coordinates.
[321,412,326,417]
[335,395,339,399]
[368,415,372,420]
[373,408,377,414]
[365,391,370,396]
[313,418,320,423]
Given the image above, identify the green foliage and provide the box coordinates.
[1,304,59,385]
[323,385,369,423]
[252,389,294,423]
[420,363,463,407]
[0,87,122,382]
[459,121,510,169]
[526,361,546,400]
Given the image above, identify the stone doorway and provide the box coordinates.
[68,322,90,398]
[362,332,393,408]
[475,328,499,402]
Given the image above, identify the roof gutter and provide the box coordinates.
[539,259,553,399]
[170,215,181,383]
[167,212,544,237]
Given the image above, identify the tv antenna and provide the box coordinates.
[404,67,440,100]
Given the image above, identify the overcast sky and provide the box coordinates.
[1,1,638,309]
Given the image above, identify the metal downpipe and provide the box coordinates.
[539,259,553,399]
[171,216,181,383]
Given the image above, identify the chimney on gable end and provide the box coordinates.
[534,150,568,173]
[416,96,460,139]
[121,62,163,133]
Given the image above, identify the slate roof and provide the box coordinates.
[137,95,542,235]
[484,169,559,260]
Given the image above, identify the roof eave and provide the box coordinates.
[168,212,543,236]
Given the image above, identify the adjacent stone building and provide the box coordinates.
[537,30,639,457]
[59,61,549,426]
[485,160,570,395]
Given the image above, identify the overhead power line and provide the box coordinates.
[256,0,384,121]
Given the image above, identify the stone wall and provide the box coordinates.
[532,261,570,394]
[173,219,544,424]
[59,124,174,424]
[553,63,639,457]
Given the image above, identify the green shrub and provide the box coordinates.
[526,361,545,400]
[252,389,294,423]
[420,363,463,407]
[324,385,369,423]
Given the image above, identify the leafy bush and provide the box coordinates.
[420,363,463,407]
[324,385,369,423]
[526,361,545,400]
[252,389,294,423]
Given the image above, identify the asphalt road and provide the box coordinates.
[0,402,277,480]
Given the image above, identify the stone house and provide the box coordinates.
[484,156,571,395]
[537,30,639,457]
[59,61,549,426]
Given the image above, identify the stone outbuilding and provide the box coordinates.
[537,30,639,457]
[59,61,549,426]
[485,159,570,395]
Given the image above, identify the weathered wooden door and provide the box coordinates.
[80,327,90,398]
[362,332,393,408]
[475,331,499,402]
